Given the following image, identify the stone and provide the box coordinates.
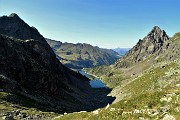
[165,93,176,97]
[134,109,142,114]
[105,104,110,109]
[159,106,170,113]
[79,111,87,113]
[26,116,33,120]
[92,110,99,115]
[147,109,159,117]
[175,84,180,87]
[139,117,146,120]
[160,97,172,102]
[12,110,20,116]
[110,108,115,111]
[2,115,13,120]
[162,114,175,120]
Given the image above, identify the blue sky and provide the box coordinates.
[0,0,180,48]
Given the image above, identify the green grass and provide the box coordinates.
[0,92,9,99]
[55,60,180,120]
[55,87,180,120]
[124,62,178,97]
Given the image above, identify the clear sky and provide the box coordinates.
[0,0,180,48]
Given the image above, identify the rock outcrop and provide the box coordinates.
[114,26,169,68]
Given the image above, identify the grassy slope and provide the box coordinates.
[55,60,180,120]
[54,86,180,120]
[55,33,180,119]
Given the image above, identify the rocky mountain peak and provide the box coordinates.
[145,26,169,43]
[151,26,161,32]
[8,13,20,18]
[0,13,46,42]
[114,26,170,68]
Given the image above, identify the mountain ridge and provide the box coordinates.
[46,38,120,69]
[114,26,169,68]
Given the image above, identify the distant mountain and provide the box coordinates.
[46,38,120,69]
[113,48,130,56]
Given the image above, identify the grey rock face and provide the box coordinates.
[114,26,169,68]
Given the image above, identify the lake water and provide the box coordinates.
[78,70,107,88]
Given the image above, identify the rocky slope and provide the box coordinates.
[0,13,114,119]
[46,38,119,69]
[87,26,177,88]
[114,26,169,68]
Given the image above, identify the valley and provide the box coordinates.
[0,1,179,119]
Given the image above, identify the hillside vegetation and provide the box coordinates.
[56,28,180,120]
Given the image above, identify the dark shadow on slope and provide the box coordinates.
[0,76,115,114]
[81,87,116,112]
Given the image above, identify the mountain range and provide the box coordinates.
[0,13,179,120]
[0,13,114,119]
[46,38,120,69]
[113,48,130,56]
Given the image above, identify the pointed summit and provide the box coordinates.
[152,26,161,31]
[145,26,169,43]
[8,13,23,22]
[0,13,45,42]
[148,26,164,35]
[8,13,20,19]
[114,26,170,68]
